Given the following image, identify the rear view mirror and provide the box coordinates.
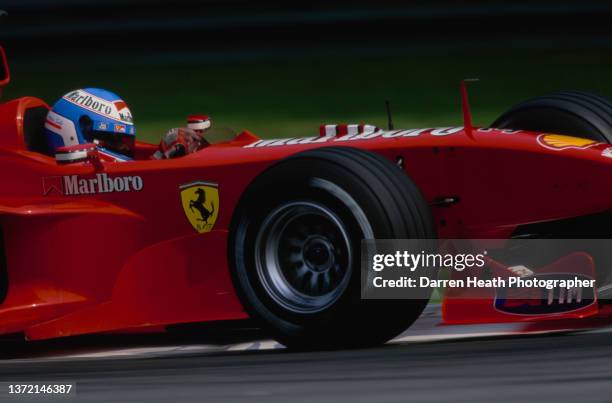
[0,47,9,87]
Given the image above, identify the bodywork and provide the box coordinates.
[1,93,612,340]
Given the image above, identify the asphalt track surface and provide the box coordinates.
[1,306,611,403]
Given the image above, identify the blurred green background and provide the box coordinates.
[3,1,612,143]
[8,50,612,143]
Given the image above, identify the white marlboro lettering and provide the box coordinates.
[334,130,384,142]
[54,173,143,196]
[286,136,335,145]
[63,175,79,195]
[243,127,464,148]
[431,127,464,136]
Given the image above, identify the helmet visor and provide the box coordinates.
[92,131,135,158]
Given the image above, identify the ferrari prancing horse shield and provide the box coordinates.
[180,181,219,233]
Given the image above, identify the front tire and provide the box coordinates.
[229,147,436,349]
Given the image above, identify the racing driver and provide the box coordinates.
[44,88,210,162]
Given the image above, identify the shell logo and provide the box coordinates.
[537,133,598,150]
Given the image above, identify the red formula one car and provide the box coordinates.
[1,48,612,349]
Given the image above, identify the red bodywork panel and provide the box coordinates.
[1,94,612,340]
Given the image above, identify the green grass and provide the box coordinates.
[6,49,612,143]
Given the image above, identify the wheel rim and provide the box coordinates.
[255,201,352,314]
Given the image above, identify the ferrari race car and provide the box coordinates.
[1,47,612,349]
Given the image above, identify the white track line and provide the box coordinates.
[7,303,610,362]
[57,346,186,359]
[47,327,582,360]
[392,328,582,344]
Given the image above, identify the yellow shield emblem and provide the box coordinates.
[180,181,219,233]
